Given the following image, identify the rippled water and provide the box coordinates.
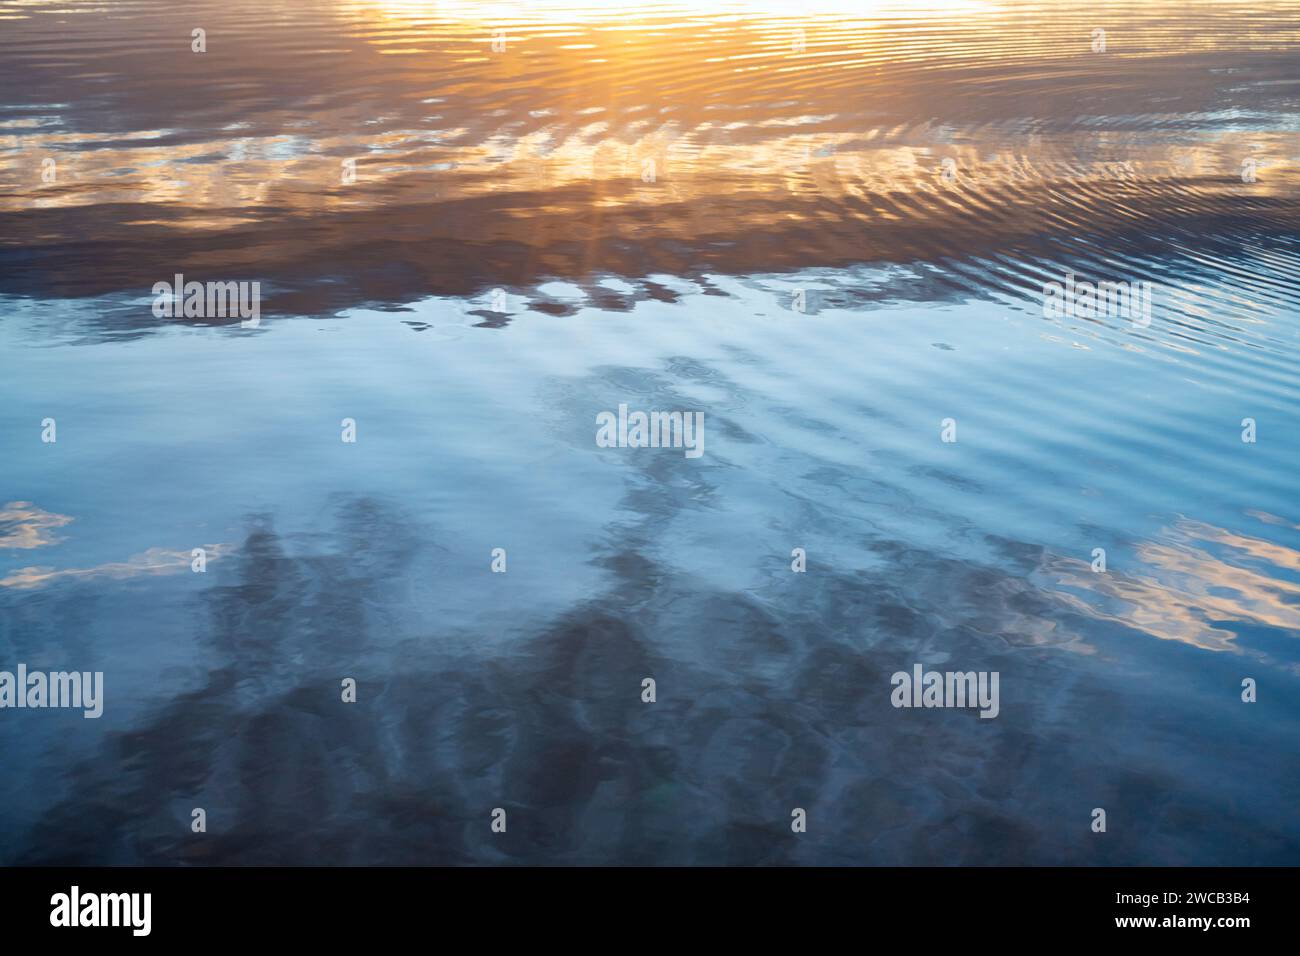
[1,0,1299,865]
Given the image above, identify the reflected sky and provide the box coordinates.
[1,0,1299,865]
[3,0,1299,313]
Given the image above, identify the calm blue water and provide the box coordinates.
[1,0,1299,864]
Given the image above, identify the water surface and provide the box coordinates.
[1,0,1299,865]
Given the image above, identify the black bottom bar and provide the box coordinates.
[0,866,1281,941]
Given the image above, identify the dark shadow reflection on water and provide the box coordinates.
[13,481,1299,865]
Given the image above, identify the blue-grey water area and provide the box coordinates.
[1,0,1298,863]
